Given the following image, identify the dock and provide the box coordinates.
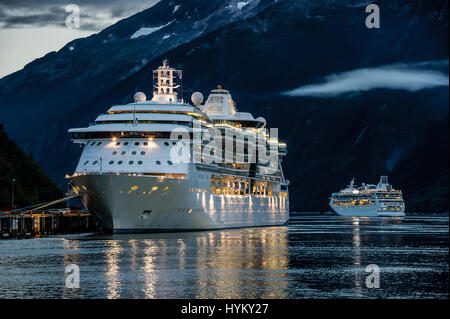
[0,209,101,239]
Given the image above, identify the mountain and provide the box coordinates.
[0,124,63,209]
[0,0,448,213]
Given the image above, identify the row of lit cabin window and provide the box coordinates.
[333,200,375,206]
[209,174,286,197]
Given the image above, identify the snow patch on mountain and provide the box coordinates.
[163,33,175,39]
[130,20,175,39]
[173,5,181,14]
[237,1,251,10]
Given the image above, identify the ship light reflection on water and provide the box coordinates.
[351,218,362,295]
[105,240,123,299]
[89,227,289,299]
[1,215,446,298]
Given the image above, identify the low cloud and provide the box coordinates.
[283,61,449,97]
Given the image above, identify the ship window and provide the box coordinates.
[172,141,177,145]
[112,151,117,155]
[124,142,129,145]
[93,161,98,165]
[156,160,161,165]
[138,161,143,165]
[109,161,114,165]
[118,161,123,165]
[129,161,134,165]
[83,160,89,165]
[143,142,148,146]
[132,151,137,155]
[121,151,126,155]
[97,142,102,146]
[115,142,120,146]
[134,142,140,146]
[141,151,145,155]
[167,160,173,165]
[90,141,96,146]
[164,142,169,146]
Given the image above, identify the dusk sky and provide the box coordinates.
[0,0,159,78]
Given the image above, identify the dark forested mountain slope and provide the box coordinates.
[0,124,62,208]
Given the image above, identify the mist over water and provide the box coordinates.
[0,215,447,298]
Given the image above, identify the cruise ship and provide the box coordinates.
[67,60,289,232]
[329,176,405,217]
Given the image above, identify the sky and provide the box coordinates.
[0,0,159,78]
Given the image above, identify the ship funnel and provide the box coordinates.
[376,175,389,190]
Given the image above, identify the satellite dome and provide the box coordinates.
[191,92,204,106]
[134,92,146,103]
[256,117,266,124]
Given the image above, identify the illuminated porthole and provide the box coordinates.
[143,142,148,146]
[156,160,161,165]
[138,161,143,165]
[109,161,114,165]
[115,142,120,146]
[129,161,134,165]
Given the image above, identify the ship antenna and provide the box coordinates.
[179,65,183,103]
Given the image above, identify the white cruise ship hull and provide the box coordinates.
[71,174,289,233]
[331,205,405,217]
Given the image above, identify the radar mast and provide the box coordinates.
[152,59,182,104]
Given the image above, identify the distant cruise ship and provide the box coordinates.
[329,176,405,217]
[67,60,289,232]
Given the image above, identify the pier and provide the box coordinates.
[0,209,100,239]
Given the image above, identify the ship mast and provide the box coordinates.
[151,59,182,104]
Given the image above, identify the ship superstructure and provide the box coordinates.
[329,176,405,217]
[68,60,289,232]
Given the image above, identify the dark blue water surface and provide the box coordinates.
[0,214,448,298]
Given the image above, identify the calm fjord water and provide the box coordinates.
[0,215,447,299]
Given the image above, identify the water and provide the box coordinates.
[0,214,447,299]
